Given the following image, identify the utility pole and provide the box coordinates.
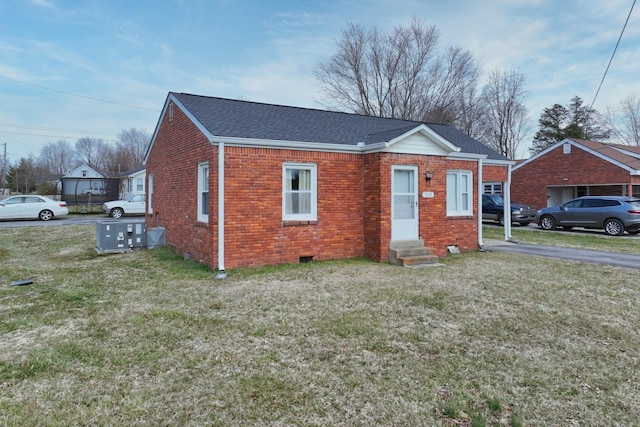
[1,142,5,196]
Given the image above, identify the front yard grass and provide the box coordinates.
[1,225,639,425]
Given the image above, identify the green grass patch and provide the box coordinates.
[0,224,639,425]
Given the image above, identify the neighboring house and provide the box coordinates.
[512,138,640,209]
[144,92,513,272]
[119,166,146,198]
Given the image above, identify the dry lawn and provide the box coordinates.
[1,224,639,426]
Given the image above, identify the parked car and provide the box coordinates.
[102,193,145,218]
[535,195,640,236]
[0,195,69,221]
[482,194,537,226]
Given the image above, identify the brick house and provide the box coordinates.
[512,138,640,209]
[144,93,512,273]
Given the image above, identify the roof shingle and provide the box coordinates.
[171,92,509,161]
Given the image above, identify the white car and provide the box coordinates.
[102,193,146,218]
[0,195,69,221]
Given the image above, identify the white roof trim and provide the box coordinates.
[385,124,461,153]
[145,94,507,165]
[210,136,364,153]
[512,138,572,171]
[447,152,488,161]
[513,138,639,174]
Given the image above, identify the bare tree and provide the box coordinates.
[38,139,77,175]
[315,18,480,124]
[75,137,113,173]
[115,128,150,171]
[453,80,488,141]
[481,70,530,159]
[608,95,640,146]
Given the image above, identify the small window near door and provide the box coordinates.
[447,170,473,216]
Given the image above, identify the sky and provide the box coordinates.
[0,0,638,163]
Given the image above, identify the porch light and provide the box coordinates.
[425,171,433,182]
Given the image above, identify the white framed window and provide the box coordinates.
[197,162,209,222]
[483,182,502,194]
[283,163,317,221]
[136,177,144,192]
[447,170,473,216]
[147,174,153,214]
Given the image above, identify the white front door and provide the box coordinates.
[391,166,419,240]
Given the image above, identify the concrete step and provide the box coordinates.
[393,247,432,257]
[397,254,440,267]
[388,240,439,267]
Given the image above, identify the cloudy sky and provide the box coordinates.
[0,0,638,162]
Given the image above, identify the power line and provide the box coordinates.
[589,0,636,111]
[0,74,161,113]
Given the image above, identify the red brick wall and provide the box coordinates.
[362,154,504,260]
[418,157,486,257]
[512,144,632,209]
[147,103,508,269]
[145,102,216,267]
[221,147,364,268]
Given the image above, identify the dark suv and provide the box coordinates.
[482,194,537,226]
[535,196,640,235]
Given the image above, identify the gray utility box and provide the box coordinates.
[146,226,165,249]
[96,220,146,253]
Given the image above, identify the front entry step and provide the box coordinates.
[389,240,439,267]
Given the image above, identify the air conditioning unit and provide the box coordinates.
[96,220,146,253]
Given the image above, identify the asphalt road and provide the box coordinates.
[0,215,145,228]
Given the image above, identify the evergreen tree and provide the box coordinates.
[530,96,611,154]
[6,157,36,193]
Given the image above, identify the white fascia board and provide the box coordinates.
[447,152,488,161]
[144,93,214,164]
[483,158,516,166]
[566,139,639,174]
[209,136,363,153]
[613,146,640,160]
[171,95,215,142]
[386,124,461,153]
[512,138,573,171]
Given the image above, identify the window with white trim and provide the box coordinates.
[147,174,153,214]
[283,163,317,221]
[197,162,209,222]
[483,182,502,194]
[136,177,144,192]
[447,170,473,216]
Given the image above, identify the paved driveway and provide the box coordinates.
[483,239,640,270]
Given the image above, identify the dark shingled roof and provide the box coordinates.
[172,92,509,161]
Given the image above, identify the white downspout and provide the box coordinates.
[215,141,227,279]
[504,164,512,241]
[478,157,484,248]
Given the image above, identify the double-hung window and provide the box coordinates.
[197,162,209,222]
[283,163,317,221]
[147,174,153,214]
[446,170,473,216]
